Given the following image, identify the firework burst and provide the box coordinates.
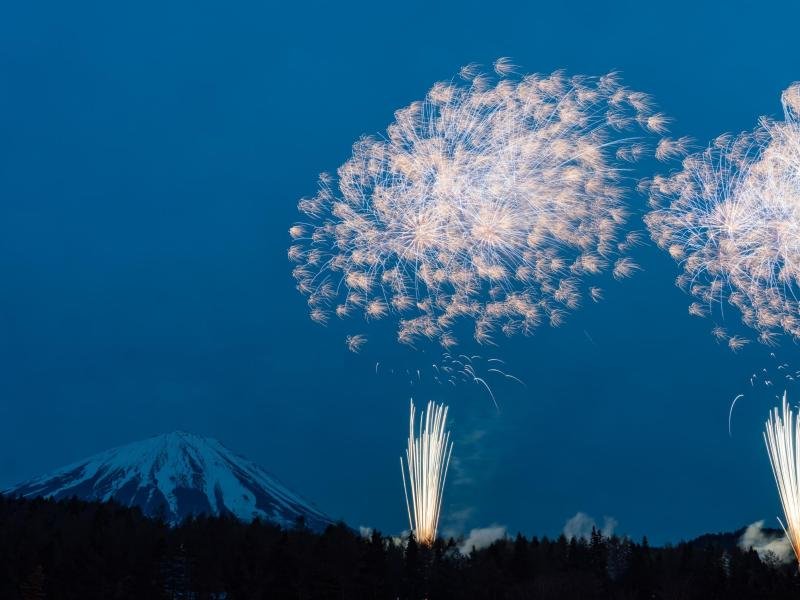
[645,83,800,346]
[290,60,670,348]
[401,400,453,546]
[764,392,800,564]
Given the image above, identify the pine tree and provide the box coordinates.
[403,533,421,599]
[162,542,192,599]
[19,564,45,600]
[511,533,530,581]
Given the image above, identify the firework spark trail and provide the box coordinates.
[441,352,524,409]
[370,351,523,408]
[291,61,672,349]
[401,399,453,546]
[730,352,800,436]
[645,83,800,347]
[764,392,800,564]
[728,393,744,437]
[487,368,526,387]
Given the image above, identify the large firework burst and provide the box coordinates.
[401,399,453,546]
[764,392,800,565]
[289,59,670,349]
[645,83,800,349]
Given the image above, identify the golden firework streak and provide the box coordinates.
[401,400,453,546]
[764,391,800,564]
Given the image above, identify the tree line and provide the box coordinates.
[0,494,797,599]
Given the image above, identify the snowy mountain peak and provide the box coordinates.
[4,432,333,530]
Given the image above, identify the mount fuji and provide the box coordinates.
[3,431,334,531]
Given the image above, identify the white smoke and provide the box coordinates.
[563,512,617,540]
[359,526,373,538]
[738,520,794,564]
[458,525,507,555]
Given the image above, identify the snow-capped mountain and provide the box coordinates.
[3,431,333,530]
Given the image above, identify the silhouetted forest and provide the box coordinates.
[1,494,798,599]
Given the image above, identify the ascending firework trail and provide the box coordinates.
[401,400,453,546]
[763,392,800,565]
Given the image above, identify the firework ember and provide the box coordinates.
[646,83,800,347]
[290,59,670,349]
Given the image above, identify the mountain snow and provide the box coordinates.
[4,431,333,530]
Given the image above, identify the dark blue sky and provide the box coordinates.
[2,0,800,544]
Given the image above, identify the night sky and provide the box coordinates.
[2,0,800,544]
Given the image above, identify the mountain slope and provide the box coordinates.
[4,431,333,530]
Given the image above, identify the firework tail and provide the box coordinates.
[764,391,800,564]
[401,399,453,546]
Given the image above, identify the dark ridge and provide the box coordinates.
[1,493,799,599]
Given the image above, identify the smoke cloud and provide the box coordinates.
[738,520,794,564]
[458,525,507,555]
[563,512,617,540]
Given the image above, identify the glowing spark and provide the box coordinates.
[400,400,453,546]
[763,392,800,564]
[646,82,800,346]
[346,334,367,353]
[292,63,670,349]
[434,353,524,409]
